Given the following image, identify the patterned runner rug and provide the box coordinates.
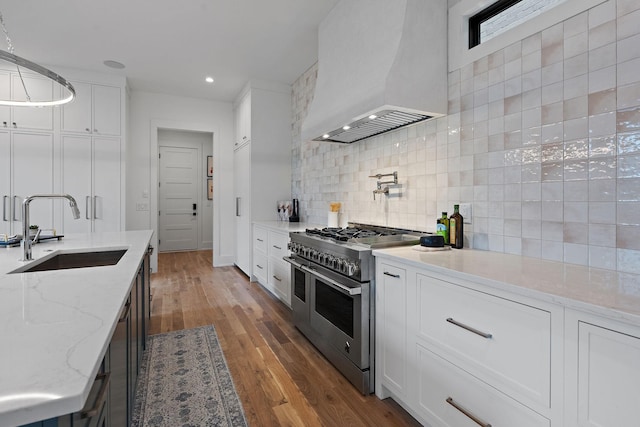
[132,325,248,427]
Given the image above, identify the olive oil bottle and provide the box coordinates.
[449,204,463,249]
[436,212,449,244]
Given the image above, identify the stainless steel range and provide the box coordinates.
[284,223,425,394]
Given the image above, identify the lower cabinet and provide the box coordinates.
[252,224,291,306]
[375,255,640,427]
[21,247,152,427]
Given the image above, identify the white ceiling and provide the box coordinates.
[0,0,339,102]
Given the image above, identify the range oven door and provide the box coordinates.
[286,256,311,335]
[307,264,369,370]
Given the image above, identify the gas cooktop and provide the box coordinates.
[302,223,425,248]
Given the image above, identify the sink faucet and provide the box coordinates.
[21,194,81,261]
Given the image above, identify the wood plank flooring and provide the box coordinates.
[150,250,421,427]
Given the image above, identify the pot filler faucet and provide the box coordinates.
[21,194,81,261]
[369,171,398,200]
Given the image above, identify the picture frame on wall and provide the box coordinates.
[207,156,213,177]
[207,178,213,200]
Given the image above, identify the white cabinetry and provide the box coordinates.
[0,130,56,235]
[233,82,291,276]
[376,258,558,427]
[61,135,121,233]
[234,91,251,149]
[61,82,121,136]
[252,223,292,306]
[0,70,54,131]
[565,310,640,427]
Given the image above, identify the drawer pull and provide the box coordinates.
[273,245,282,250]
[81,372,111,419]
[257,238,264,242]
[383,271,400,278]
[446,397,491,427]
[446,318,492,339]
[273,275,282,282]
[256,264,264,269]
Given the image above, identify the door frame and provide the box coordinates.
[149,119,219,269]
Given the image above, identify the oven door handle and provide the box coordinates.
[283,256,362,296]
[305,265,362,296]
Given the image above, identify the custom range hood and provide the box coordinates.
[301,0,447,144]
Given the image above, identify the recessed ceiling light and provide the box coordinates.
[369,114,377,119]
[103,60,125,69]
[343,125,351,130]
[205,76,214,83]
[322,134,330,139]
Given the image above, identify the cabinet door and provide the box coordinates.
[376,262,408,399]
[11,74,54,130]
[61,81,93,133]
[12,132,55,231]
[234,142,251,274]
[93,85,121,136]
[575,322,640,427]
[61,135,93,233]
[0,131,10,235]
[93,137,121,232]
[109,299,130,426]
[0,71,10,126]
[268,257,290,305]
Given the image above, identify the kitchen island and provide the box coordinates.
[0,230,153,427]
[373,247,640,427]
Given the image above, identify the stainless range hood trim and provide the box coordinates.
[314,108,439,144]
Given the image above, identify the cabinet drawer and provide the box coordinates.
[268,230,289,259]
[268,257,290,305]
[253,250,267,284]
[416,274,551,408]
[416,344,549,427]
[254,226,267,253]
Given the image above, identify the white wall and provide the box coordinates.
[127,91,235,270]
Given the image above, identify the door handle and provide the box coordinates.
[93,196,97,219]
[85,196,91,220]
[192,203,197,210]
[236,197,240,216]
[13,196,20,221]
[2,195,7,221]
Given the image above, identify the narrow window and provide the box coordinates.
[469,0,565,48]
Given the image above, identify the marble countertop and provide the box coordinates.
[0,230,153,427]
[373,247,640,325]
[253,220,325,233]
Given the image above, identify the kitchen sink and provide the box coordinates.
[11,249,127,273]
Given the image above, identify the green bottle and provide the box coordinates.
[436,212,449,244]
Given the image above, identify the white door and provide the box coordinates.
[93,137,121,232]
[12,132,55,232]
[159,145,199,252]
[234,142,251,274]
[61,135,93,233]
[93,85,121,136]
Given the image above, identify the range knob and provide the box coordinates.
[346,262,359,277]
[325,255,335,268]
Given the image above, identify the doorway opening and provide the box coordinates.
[158,129,213,252]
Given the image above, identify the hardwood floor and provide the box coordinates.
[150,250,421,427]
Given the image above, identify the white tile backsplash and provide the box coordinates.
[290,0,640,272]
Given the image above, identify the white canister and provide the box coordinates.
[328,211,339,227]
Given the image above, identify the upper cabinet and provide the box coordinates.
[61,81,121,136]
[0,70,55,131]
[233,90,251,149]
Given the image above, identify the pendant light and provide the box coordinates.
[0,11,75,107]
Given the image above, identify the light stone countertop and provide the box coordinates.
[253,220,325,233]
[0,230,153,427]
[373,247,640,325]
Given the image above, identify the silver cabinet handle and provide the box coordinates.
[13,196,20,221]
[272,275,281,282]
[257,238,264,242]
[85,196,91,219]
[2,195,7,221]
[81,372,111,419]
[85,127,91,133]
[303,264,361,296]
[93,196,97,219]
[446,318,492,339]
[446,397,491,427]
[256,264,264,270]
[383,271,400,278]
[236,197,240,216]
[273,245,282,250]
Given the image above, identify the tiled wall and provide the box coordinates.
[291,0,640,274]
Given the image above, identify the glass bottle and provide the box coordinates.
[436,212,449,244]
[450,204,463,249]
